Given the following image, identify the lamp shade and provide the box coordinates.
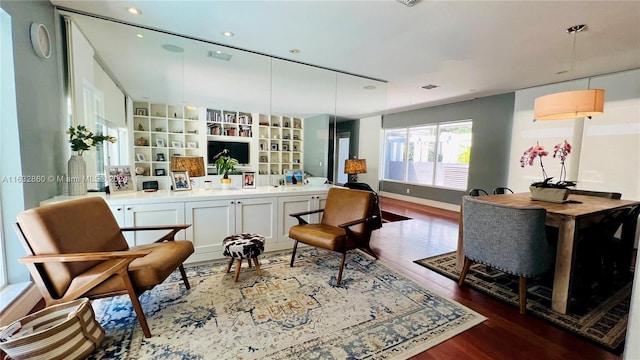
[170,156,205,177]
[534,89,605,120]
[344,159,367,174]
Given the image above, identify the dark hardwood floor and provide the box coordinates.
[375,196,621,360]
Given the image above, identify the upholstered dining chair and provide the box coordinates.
[468,188,488,196]
[288,187,379,285]
[458,196,555,314]
[15,197,195,338]
[493,187,514,195]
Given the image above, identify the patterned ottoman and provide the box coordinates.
[222,233,265,282]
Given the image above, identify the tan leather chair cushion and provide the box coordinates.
[85,240,194,296]
[289,224,347,251]
[17,197,129,298]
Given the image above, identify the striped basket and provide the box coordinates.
[0,298,104,360]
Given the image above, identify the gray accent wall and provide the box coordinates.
[1,1,66,283]
[381,93,515,205]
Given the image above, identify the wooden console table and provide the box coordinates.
[456,192,640,314]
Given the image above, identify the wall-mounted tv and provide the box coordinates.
[208,140,250,166]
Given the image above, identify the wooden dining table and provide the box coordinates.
[456,192,640,314]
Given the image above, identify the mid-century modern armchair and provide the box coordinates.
[288,187,379,285]
[458,196,555,314]
[15,197,194,338]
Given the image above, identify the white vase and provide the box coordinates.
[529,186,569,203]
[68,154,87,196]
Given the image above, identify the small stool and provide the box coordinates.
[222,233,265,282]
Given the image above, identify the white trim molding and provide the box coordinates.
[379,191,461,212]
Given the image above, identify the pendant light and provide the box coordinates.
[533,25,605,121]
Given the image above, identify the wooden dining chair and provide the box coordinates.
[493,187,514,195]
[468,188,488,196]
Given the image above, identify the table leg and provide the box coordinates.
[456,203,464,271]
[551,218,577,314]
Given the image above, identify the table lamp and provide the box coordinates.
[344,158,367,183]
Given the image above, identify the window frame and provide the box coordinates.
[382,119,473,190]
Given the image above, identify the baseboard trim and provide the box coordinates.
[0,283,42,326]
[379,192,461,213]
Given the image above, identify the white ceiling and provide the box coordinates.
[51,0,640,118]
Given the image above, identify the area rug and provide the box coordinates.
[87,248,486,359]
[414,252,631,354]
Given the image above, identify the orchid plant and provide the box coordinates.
[520,140,576,188]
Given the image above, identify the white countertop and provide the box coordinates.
[41,185,334,206]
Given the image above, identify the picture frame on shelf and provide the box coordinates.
[171,170,191,191]
[282,144,289,151]
[284,169,303,186]
[186,141,197,149]
[171,141,182,148]
[156,153,165,162]
[135,108,147,116]
[271,143,278,151]
[156,138,165,147]
[155,168,166,176]
[242,172,256,189]
[260,155,268,163]
[106,166,135,193]
[136,153,145,161]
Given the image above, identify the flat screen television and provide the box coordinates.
[208,140,250,166]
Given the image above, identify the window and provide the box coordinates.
[383,120,472,190]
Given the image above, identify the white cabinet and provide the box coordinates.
[277,194,325,241]
[109,203,185,247]
[185,197,277,262]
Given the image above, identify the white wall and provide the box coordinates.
[358,115,381,192]
[508,69,640,200]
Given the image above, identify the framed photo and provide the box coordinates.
[260,155,268,163]
[136,153,145,161]
[282,144,289,151]
[242,172,256,189]
[284,169,303,186]
[171,171,191,191]
[171,141,182,148]
[106,166,135,193]
[156,153,165,162]
[155,168,166,176]
[186,141,197,149]
[271,143,278,151]
[135,108,147,116]
[156,138,165,147]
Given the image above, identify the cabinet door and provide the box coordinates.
[277,195,315,241]
[312,194,328,223]
[185,200,235,259]
[109,205,132,247]
[235,197,277,242]
[124,203,185,246]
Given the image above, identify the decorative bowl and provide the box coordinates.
[307,177,328,186]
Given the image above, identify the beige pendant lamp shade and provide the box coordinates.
[534,89,605,120]
[533,24,606,121]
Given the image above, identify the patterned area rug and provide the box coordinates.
[87,248,485,359]
[414,252,631,354]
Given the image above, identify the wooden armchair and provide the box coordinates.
[288,187,379,285]
[14,197,195,338]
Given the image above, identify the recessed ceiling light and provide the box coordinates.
[222,31,234,37]
[289,49,300,54]
[126,7,141,15]
[420,84,439,90]
[207,50,232,61]
[161,44,184,53]
[363,85,376,90]
[136,34,143,38]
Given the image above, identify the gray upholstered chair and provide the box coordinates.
[458,196,555,314]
